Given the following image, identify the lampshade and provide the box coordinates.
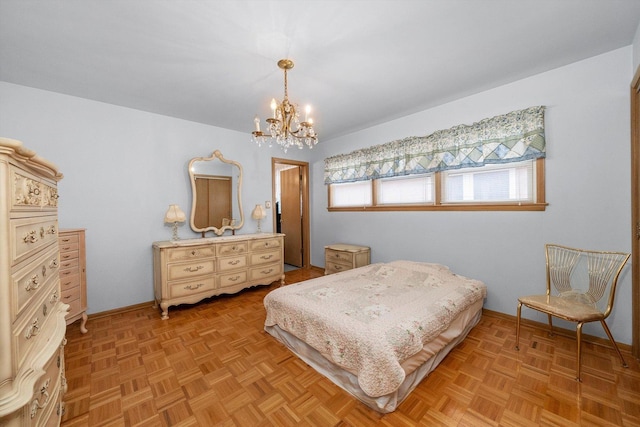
[251,204,266,220]
[164,204,186,224]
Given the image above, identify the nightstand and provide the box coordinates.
[324,244,370,275]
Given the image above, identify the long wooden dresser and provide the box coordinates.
[153,233,285,319]
[0,137,68,426]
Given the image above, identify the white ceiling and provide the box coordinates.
[2,0,640,141]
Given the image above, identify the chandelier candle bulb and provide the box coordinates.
[254,116,261,132]
[271,99,277,118]
[305,105,310,121]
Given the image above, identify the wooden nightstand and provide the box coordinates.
[324,244,370,275]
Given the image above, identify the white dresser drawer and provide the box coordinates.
[218,255,248,272]
[217,242,248,256]
[28,344,64,425]
[166,246,215,262]
[169,276,217,298]
[167,259,215,281]
[250,249,281,266]
[219,270,248,288]
[10,216,58,266]
[249,238,281,252]
[249,262,282,281]
[12,245,59,323]
[10,165,59,212]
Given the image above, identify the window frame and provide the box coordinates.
[327,158,547,212]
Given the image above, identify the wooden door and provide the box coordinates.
[194,175,231,229]
[280,166,303,267]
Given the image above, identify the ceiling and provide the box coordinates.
[2,1,640,141]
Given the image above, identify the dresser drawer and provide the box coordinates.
[61,291,81,315]
[250,249,281,266]
[325,261,352,275]
[10,165,59,212]
[218,254,248,272]
[169,276,217,298]
[12,246,60,323]
[59,249,79,264]
[59,257,79,272]
[166,246,216,262]
[167,259,215,281]
[59,270,79,292]
[59,241,79,254]
[219,270,248,288]
[14,281,61,367]
[58,232,79,246]
[325,249,355,264]
[10,216,58,265]
[249,262,282,281]
[217,241,248,256]
[28,343,64,425]
[249,238,281,252]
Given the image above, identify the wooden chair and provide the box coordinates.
[515,243,630,381]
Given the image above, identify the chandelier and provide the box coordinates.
[251,59,318,152]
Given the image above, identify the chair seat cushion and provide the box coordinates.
[518,294,604,322]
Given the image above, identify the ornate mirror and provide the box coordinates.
[188,150,244,236]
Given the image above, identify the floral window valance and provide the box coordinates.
[324,106,545,184]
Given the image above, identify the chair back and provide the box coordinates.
[545,244,630,317]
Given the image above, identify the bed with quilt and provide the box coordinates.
[263,260,487,413]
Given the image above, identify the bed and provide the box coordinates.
[263,260,487,413]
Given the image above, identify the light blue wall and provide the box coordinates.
[309,47,634,344]
[0,45,635,344]
[0,82,310,313]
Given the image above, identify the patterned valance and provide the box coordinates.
[324,106,545,184]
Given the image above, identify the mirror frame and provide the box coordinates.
[188,150,244,236]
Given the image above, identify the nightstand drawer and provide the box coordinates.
[324,244,370,275]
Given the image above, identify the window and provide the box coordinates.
[377,175,434,205]
[328,158,545,211]
[442,161,534,203]
[329,180,372,207]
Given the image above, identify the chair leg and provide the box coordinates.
[515,301,522,351]
[600,319,628,368]
[576,322,583,382]
[547,313,554,336]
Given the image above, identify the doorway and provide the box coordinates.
[631,66,640,358]
[272,158,310,270]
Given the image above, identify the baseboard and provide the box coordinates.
[482,308,633,354]
[88,301,156,320]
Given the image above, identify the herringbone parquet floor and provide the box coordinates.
[61,267,640,426]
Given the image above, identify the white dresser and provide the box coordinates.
[153,233,285,319]
[0,138,68,426]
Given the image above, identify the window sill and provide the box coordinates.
[327,203,548,212]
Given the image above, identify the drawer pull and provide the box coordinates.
[50,290,59,304]
[184,265,204,273]
[45,225,57,235]
[29,378,51,418]
[261,268,274,275]
[24,318,40,339]
[62,246,71,251]
[227,259,240,266]
[42,265,47,277]
[25,275,40,292]
[184,283,204,291]
[260,254,273,260]
[335,265,343,270]
[228,275,241,282]
[50,258,59,269]
[61,238,71,243]
[23,230,39,244]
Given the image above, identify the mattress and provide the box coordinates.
[263,260,487,412]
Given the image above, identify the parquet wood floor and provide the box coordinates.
[61,267,640,426]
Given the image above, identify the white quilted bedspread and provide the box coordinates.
[263,260,487,397]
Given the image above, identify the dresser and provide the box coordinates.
[153,233,285,319]
[0,138,68,426]
[59,229,88,333]
[324,244,371,275]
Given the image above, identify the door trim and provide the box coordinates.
[631,65,640,358]
[272,157,311,269]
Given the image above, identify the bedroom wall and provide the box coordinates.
[0,81,310,314]
[309,46,634,344]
